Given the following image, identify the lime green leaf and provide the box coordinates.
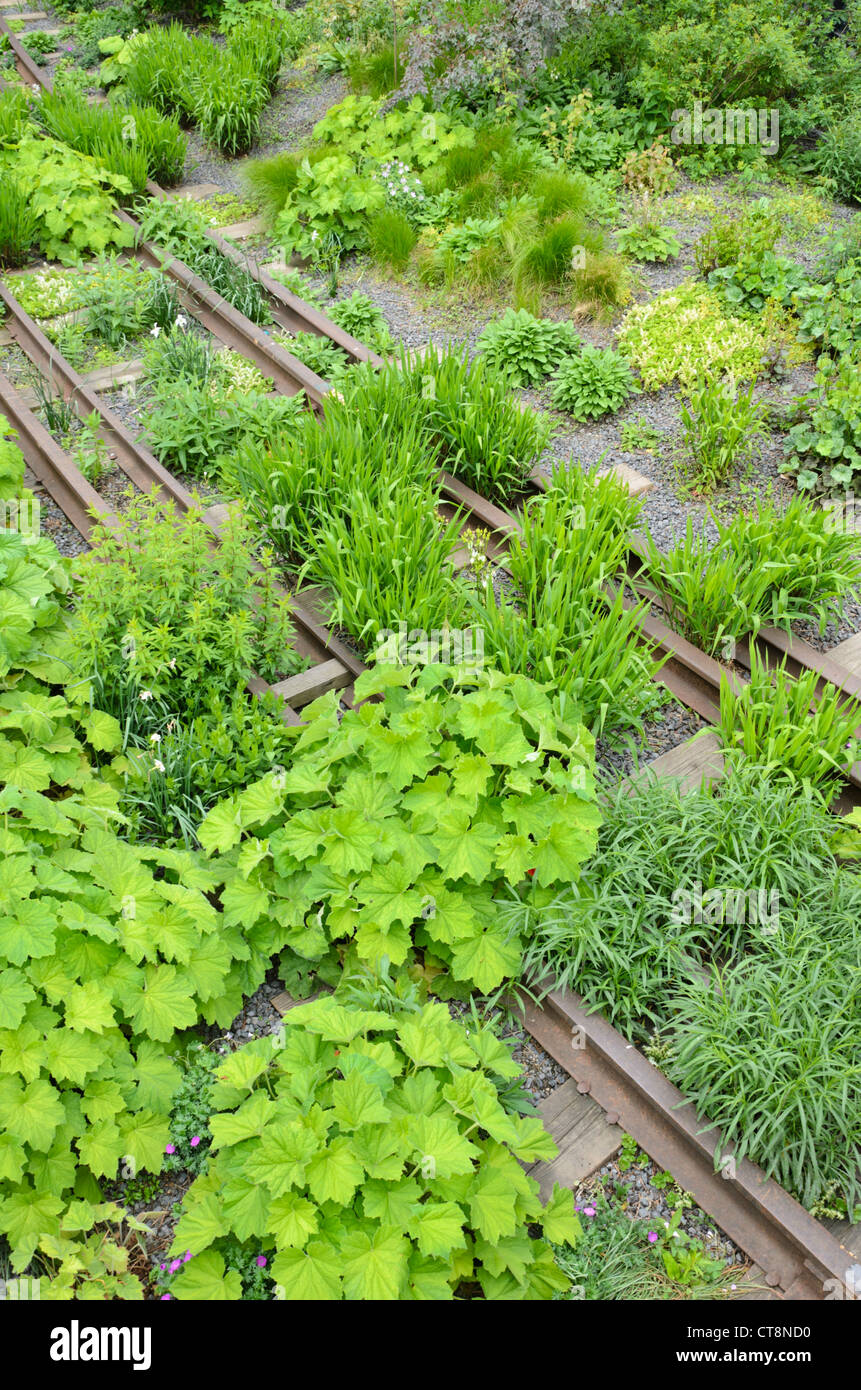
[172,1248,242,1300]
[340,1225,410,1300]
[271,1239,342,1300]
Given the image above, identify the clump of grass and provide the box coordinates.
[368,209,418,272]
[0,178,38,267]
[241,150,304,226]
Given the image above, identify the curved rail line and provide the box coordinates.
[2,11,859,1300]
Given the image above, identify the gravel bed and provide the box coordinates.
[579,1159,750,1276]
[596,701,707,782]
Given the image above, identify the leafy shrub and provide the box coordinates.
[136,200,272,327]
[692,202,779,277]
[195,662,600,996]
[538,91,627,174]
[814,113,861,205]
[166,992,580,1300]
[279,330,350,384]
[142,382,302,479]
[708,249,808,316]
[275,153,386,257]
[71,492,302,725]
[784,356,861,493]
[621,140,676,196]
[638,494,861,655]
[0,135,133,265]
[618,281,765,389]
[794,257,861,360]
[464,463,663,740]
[550,346,638,421]
[676,375,766,491]
[79,256,172,349]
[615,218,680,263]
[372,156,430,225]
[476,309,581,387]
[327,291,393,351]
[717,646,861,797]
[312,93,474,171]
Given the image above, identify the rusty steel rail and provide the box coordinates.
[519,982,859,1301]
[0,368,115,539]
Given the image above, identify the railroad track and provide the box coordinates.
[2,10,859,1302]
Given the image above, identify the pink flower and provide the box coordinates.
[582,1206,596,1217]
[190,1135,200,1147]
[256,1255,267,1268]
[165,1142,175,1154]
[169,1259,181,1273]
[160,1293,172,1300]
[648,1232,658,1243]
[183,1251,192,1263]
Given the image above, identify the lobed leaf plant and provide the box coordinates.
[0,135,134,266]
[164,992,580,1301]
[196,662,601,998]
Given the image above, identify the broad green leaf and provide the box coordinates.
[408,1200,467,1259]
[305,1136,364,1206]
[340,1225,410,1300]
[267,1191,318,1249]
[270,1239,342,1300]
[330,1072,391,1130]
[172,1248,242,1301]
[0,1075,65,1151]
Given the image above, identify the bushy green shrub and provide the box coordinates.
[476,308,581,387]
[618,281,765,389]
[0,135,133,265]
[550,346,638,421]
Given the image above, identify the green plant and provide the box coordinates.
[0,87,34,148]
[166,991,581,1300]
[618,281,766,390]
[638,495,861,656]
[676,375,766,491]
[794,257,861,360]
[715,647,861,798]
[709,250,808,317]
[464,463,664,740]
[0,177,37,268]
[142,381,301,479]
[814,113,861,205]
[97,30,151,86]
[121,685,298,848]
[137,202,273,326]
[161,1044,217,1177]
[619,417,660,452]
[784,356,861,493]
[195,662,600,997]
[692,202,779,277]
[143,319,214,389]
[550,345,637,421]
[279,330,350,384]
[552,1191,729,1300]
[9,267,84,320]
[69,409,112,487]
[615,218,680,263]
[327,291,393,351]
[241,150,303,226]
[669,910,860,1210]
[79,256,169,349]
[476,309,581,388]
[368,208,418,272]
[0,135,133,265]
[621,140,676,196]
[517,762,855,1038]
[71,491,303,726]
[37,88,187,190]
[20,29,56,62]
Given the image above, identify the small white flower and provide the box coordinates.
[150,325,160,338]
[175,315,188,331]
[153,758,166,773]
[139,689,154,702]
[168,657,176,669]
[150,732,161,744]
